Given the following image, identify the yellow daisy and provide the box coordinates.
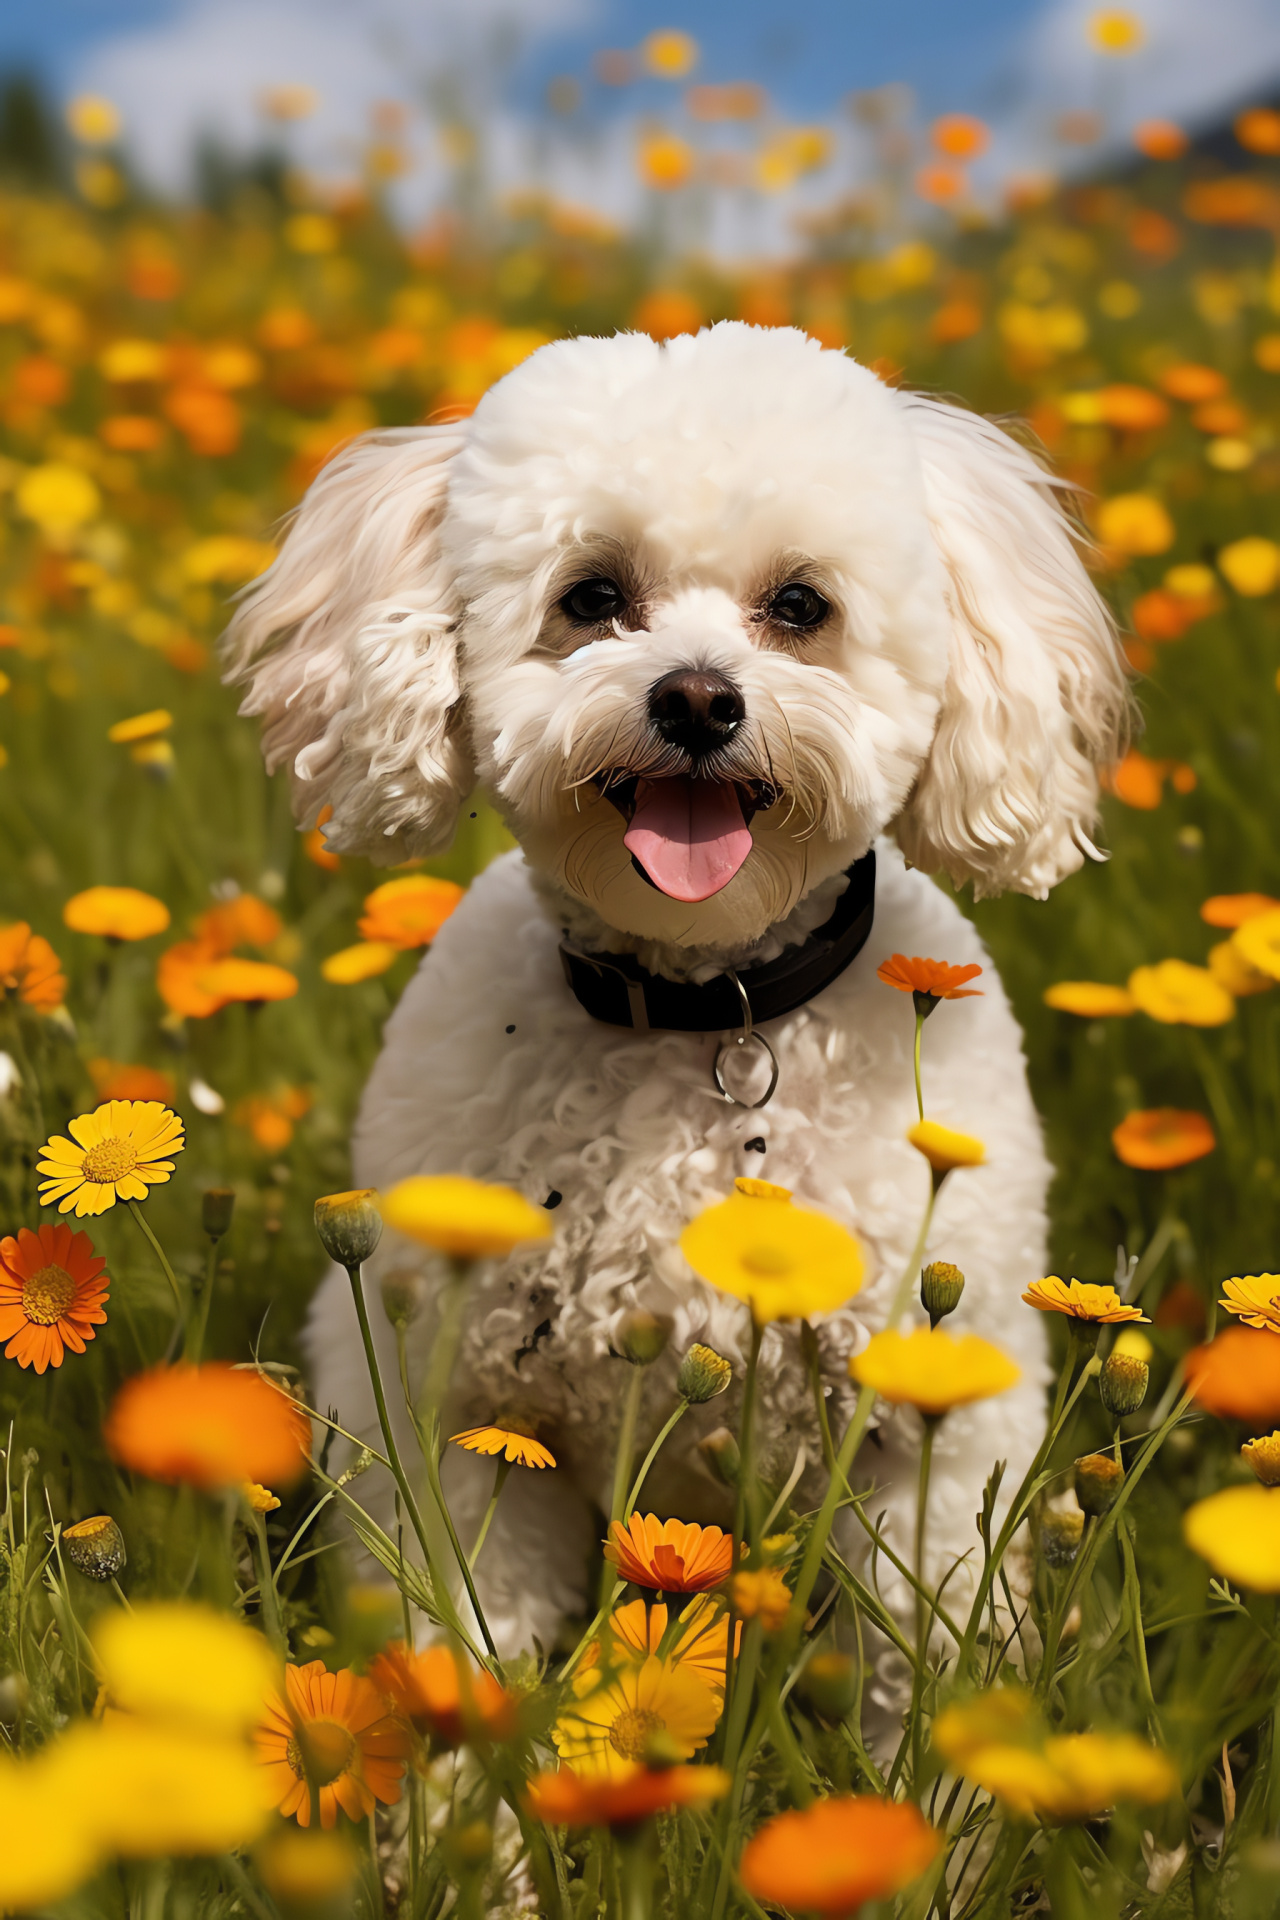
[1219,1275,1280,1333]
[679,1178,863,1324]
[449,1425,556,1469]
[553,1655,721,1780]
[849,1327,1020,1416]
[37,1100,184,1217]
[1022,1277,1149,1324]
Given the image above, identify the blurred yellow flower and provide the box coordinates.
[0,1743,107,1907]
[1088,9,1145,52]
[257,1828,359,1906]
[637,129,695,191]
[933,1687,1040,1763]
[38,1099,184,1216]
[99,338,169,382]
[1208,939,1274,997]
[641,30,699,77]
[1233,908,1280,980]
[322,941,400,983]
[1043,981,1135,1017]
[1219,1275,1280,1333]
[66,95,121,144]
[64,886,170,941]
[1166,562,1218,599]
[907,1119,986,1174]
[1127,959,1234,1026]
[971,1732,1174,1820]
[1218,536,1280,597]
[1243,1434,1280,1487]
[730,1568,792,1630]
[94,1601,278,1737]
[382,1174,552,1258]
[259,84,320,121]
[679,1178,863,1324]
[284,213,340,254]
[849,1327,1020,1416]
[1022,1276,1148,1323]
[107,709,171,745]
[76,1717,270,1855]
[1113,1328,1154,1362]
[181,535,276,583]
[1095,493,1175,556]
[1185,1483,1280,1591]
[15,462,101,535]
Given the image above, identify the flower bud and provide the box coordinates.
[678,1343,732,1403]
[314,1190,383,1268]
[698,1426,741,1487]
[201,1188,236,1239]
[1039,1507,1084,1569]
[242,1482,281,1514]
[920,1261,965,1329]
[380,1266,427,1330]
[617,1310,673,1367]
[1099,1350,1149,1418]
[796,1650,857,1721]
[1243,1432,1280,1488]
[257,1826,359,1920]
[0,1673,29,1727]
[1074,1451,1124,1518]
[62,1514,126,1582]
[442,1820,493,1872]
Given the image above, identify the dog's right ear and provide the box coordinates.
[222,424,473,863]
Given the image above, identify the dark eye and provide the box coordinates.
[560,577,625,625]
[769,582,830,629]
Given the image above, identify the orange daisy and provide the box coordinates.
[0,1224,109,1373]
[88,1059,176,1105]
[104,1363,311,1490]
[1022,1277,1149,1324]
[367,1642,516,1747]
[1201,893,1280,929]
[1112,1108,1216,1170]
[876,955,983,1007]
[255,1660,409,1829]
[604,1514,735,1594]
[587,1597,739,1694]
[194,893,283,954]
[739,1795,942,1916]
[63,886,170,942]
[449,1425,556,1469]
[357,876,465,949]
[524,1763,728,1828]
[0,923,66,1012]
[1186,1326,1280,1427]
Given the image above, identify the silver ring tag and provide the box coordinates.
[712,969,780,1109]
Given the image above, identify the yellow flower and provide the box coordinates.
[1219,1275,1280,1333]
[15,462,101,535]
[933,1688,1040,1766]
[1022,1277,1149,1324]
[66,94,122,143]
[1184,1483,1280,1591]
[100,338,169,383]
[38,1100,184,1217]
[1233,909,1280,981]
[1088,9,1145,52]
[1095,493,1174,555]
[257,1829,359,1908]
[1166,563,1217,599]
[1127,959,1234,1027]
[1043,981,1136,1017]
[590,1597,737,1696]
[243,1483,281,1513]
[0,1743,105,1908]
[641,29,699,76]
[284,213,339,254]
[93,1601,279,1737]
[108,709,172,745]
[678,1179,863,1324]
[849,1328,1020,1416]
[450,1424,556,1469]
[64,885,170,941]
[730,1568,792,1630]
[969,1732,1176,1821]
[381,1174,552,1258]
[321,941,399,983]
[1242,1434,1280,1487]
[1218,536,1280,598]
[553,1655,720,1779]
[64,1717,269,1856]
[1208,939,1274,998]
[907,1119,986,1174]
[1112,1328,1154,1363]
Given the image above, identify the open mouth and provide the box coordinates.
[595,773,779,903]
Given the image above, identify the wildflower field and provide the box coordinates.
[6,35,1280,1920]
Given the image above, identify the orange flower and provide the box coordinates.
[876,955,983,1004]
[199,957,298,1006]
[255,1661,408,1829]
[64,886,170,941]
[931,114,989,159]
[1043,982,1135,1018]
[739,1796,942,1915]
[158,944,298,1018]
[1112,1108,1215,1170]
[1097,385,1170,432]
[605,1514,735,1594]
[588,1597,739,1694]
[1133,119,1188,161]
[0,1224,109,1373]
[525,1763,728,1828]
[88,1059,176,1105]
[195,894,283,954]
[0,923,65,1011]
[1201,893,1280,929]
[1023,1276,1148,1324]
[1186,1326,1280,1427]
[357,876,465,949]
[233,1088,311,1153]
[305,804,341,871]
[1236,107,1280,155]
[450,1425,556,1468]
[1106,750,1196,810]
[1159,363,1228,404]
[104,1363,310,1489]
[367,1642,515,1747]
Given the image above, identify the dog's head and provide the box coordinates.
[225,323,1128,948]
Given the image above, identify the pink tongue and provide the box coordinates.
[624,777,753,902]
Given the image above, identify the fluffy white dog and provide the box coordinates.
[225,322,1127,1671]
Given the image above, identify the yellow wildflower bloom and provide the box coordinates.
[15,463,101,535]
[969,1732,1175,1821]
[107,709,172,745]
[1218,535,1280,598]
[37,1100,184,1216]
[587,1596,737,1696]
[1233,909,1280,981]
[1184,1483,1280,1591]
[1022,1277,1149,1324]
[1043,981,1136,1017]
[1127,959,1234,1027]
[730,1568,792,1630]
[1088,10,1145,53]
[1112,1328,1154,1363]
[93,1600,279,1737]
[1242,1434,1280,1488]
[1208,939,1274,998]
[243,1483,281,1513]
[450,1425,556,1469]
[64,886,170,942]
[553,1655,720,1779]
[1219,1275,1280,1333]
[0,1742,108,1906]
[933,1688,1040,1765]
[1095,493,1173,555]
[907,1120,986,1174]
[679,1178,863,1324]
[321,941,399,984]
[381,1174,552,1258]
[849,1327,1020,1416]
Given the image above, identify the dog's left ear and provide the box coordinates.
[895,396,1130,900]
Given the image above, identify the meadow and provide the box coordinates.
[2,40,1280,1919]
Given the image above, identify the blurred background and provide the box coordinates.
[1,0,1280,1445]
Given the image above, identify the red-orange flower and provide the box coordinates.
[367,1642,516,1747]
[604,1514,735,1593]
[255,1661,409,1829]
[739,1795,942,1915]
[0,1224,109,1372]
[876,955,983,1002]
[195,894,283,953]
[88,1058,176,1105]
[0,923,66,1011]
[524,1764,728,1828]
[1185,1326,1280,1428]
[1112,1108,1215,1170]
[1201,893,1280,929]
[104,1363,310,1489]
[357,876,464,949]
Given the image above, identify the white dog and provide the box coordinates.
[225,323,1126,1671]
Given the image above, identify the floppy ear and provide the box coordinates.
[894,396,1131,900]
[222,425,473,863]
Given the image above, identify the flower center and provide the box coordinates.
[22,1263,75,1326]
[286,1719,357,1786]
[82,1138,139,1186]
[608,1706,663,1762]
[740,1244,793,1278]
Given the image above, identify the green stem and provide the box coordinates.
[889,1179,939,1329]
[624,1400,688,1523]
[468,1459,512,1570]
[914,1011,925,1121]
[343,1264,438,1607]
[804,1320,837,1472]
[734,1317,765,1558]
[600,1364,646,1607]
[185,1233,220,1362]
[910,1415,938,1792]
[249,1509,285,1654]
[127,1199,186,1332]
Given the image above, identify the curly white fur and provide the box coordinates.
[223,323,1128,1684]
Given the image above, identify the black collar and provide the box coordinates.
[559,850,876,1034]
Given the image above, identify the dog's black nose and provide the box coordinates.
[648,669,745,759]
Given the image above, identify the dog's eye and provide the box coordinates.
[560,578,625,625]
[769,582,830,629]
